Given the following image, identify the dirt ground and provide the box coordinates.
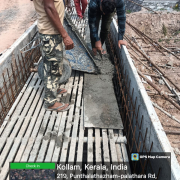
[126,10,180,163]
[0,0,36,53]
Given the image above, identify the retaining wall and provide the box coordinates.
[0,21,37,87]
[110,18,180,180]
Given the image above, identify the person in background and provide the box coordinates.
[74,0,88,21]
[32,0,74,112]
[88,0,127,56]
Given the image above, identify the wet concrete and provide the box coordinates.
[84,26,123,129]
[84,72,123,129]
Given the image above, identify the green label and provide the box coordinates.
[10,163,55,170]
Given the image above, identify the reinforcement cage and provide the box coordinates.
[106,33,162,178]
[0,37,41,125]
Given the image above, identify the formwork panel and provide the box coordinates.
[0,7,130,179]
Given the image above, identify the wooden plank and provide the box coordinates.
[14,137,28,162]
[21,137,35,162]
[28,111,51,162]
[108,129,120,178]
[52,72,75,162]
[30,102,46,138]
[0,138,14,167]
[0,73,34,135]
[76,96,84,162]
[95,129,102,176]
[10,78,42,138]
[113,132,126,179]
[60,71,79,162]
[114,131,125,177]
[44,83,67,162]
[17,85,44,138]
[66,73,83,177]
[102,129,112,179]
[0,137,7,153]
[24,89,45,138]
[10,78,40,138]
[15,101,46,163]
[27,135,43,162]
[0,138,21,180]
[68,74,83,162]
[119,130,131,180]
[87,128,93,179]
[9,80,41,140]
[75,103,84,179]
[26,72,75,163]
[0,76,43,179]
[36,111,57,162]
[1,73,38,138]
[0,79,42,168]
[44,137,56,162]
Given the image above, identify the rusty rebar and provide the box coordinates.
[2,73,11,108]
[125,35,180,92]
[138,70,180,111]
[11,63,18,95]
[7,68,15,102]
[165,131,180,135]
[126,22,167,56]
[126,21,180,60]
[0,32,41,124]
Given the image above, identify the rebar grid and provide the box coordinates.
[106,33,161,179]
[0,35,41,125]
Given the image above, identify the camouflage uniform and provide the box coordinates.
[39,33,64,108]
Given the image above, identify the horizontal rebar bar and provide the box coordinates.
[138,70,180,111]
[125,34,180,92]
[152,102,180,124]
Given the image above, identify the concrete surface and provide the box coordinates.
[84,26,123,129]
[84,73,123,129]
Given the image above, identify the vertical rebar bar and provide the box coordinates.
[7,68,15,102]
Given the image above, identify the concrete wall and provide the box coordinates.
[110,18,180,180]
[0,21,37,88]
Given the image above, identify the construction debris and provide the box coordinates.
[152,102,180,124]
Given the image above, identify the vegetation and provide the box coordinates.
[165,39,170,44]
[174,39,180,43]
[174,30,180,36]
[158,39,162,42]
[126,10,132,14]
[173,4,180,11]
[162,23,167,36]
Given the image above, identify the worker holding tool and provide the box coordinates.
[32,0,74,112]
[88,0,127,56]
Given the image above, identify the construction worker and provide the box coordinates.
[32,0,74,111]
[74,0,88,20]
[88,0,127,55]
